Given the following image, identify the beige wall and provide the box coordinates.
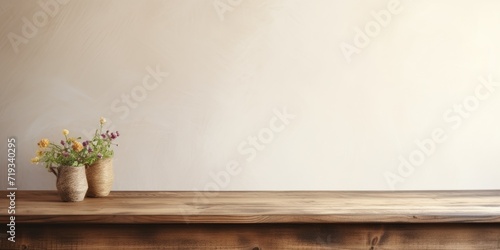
[1,0,499,191]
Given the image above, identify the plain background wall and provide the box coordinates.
[1,0,499,191]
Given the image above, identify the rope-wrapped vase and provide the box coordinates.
[86,157,114,197]
[55,166,88,202]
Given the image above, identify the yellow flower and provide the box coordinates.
[31,157,40,164]
[69,137,77,142]
[62,129,69,136]
[36,150,44,157]
[100,117,106,125]
[37,138,50,148]
[72,141,84,152]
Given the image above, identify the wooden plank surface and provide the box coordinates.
[1,190,500,224]
[1,223,500,249]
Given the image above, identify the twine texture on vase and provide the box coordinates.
[56,166,88,202]
[86,157,114,197]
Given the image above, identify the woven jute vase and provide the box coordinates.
[86,157,114,197]
[55,166,88,202]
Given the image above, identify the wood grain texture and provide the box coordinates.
[1,191,500,249]
[1,223,499,249]
[1,190,500,223]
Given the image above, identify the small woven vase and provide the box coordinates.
[86,157,114,197]
[56,166,88,202]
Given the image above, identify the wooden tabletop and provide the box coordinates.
[1,190,500,224]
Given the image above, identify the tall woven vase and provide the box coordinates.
[86,157,114,197]
[55,166,88,202]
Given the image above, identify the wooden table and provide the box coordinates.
[1,190,500,249]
